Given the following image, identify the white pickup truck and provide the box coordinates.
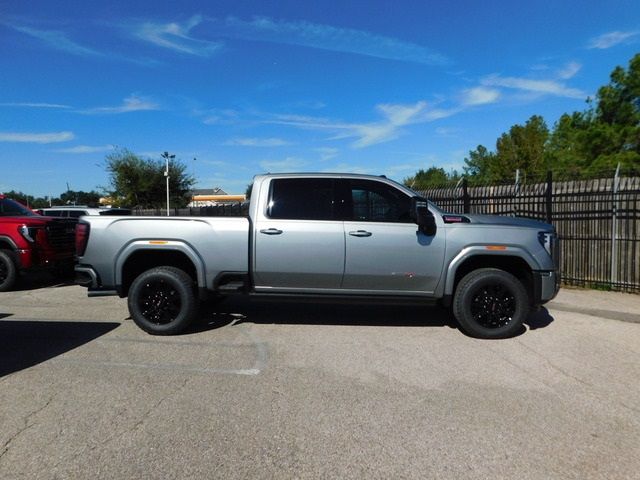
[75,173,559,338]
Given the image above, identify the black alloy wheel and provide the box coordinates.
[470,283,516,329]
[127,266,198,335]
[138,278,183,325]
[453,268,528,339]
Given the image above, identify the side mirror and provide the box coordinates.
[411,198,437,236]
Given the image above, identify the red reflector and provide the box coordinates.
[75,223,90,256]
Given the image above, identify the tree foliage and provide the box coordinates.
[404,167,455,189]
[1,189,101,208]
[104,148,195,208]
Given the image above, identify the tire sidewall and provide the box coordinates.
[0,250,17,292]
[454,269,528,339]
[128,267,197,335]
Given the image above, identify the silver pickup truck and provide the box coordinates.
[75,173,559,338]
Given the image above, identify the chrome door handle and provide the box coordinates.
[260,228,283,235]
[348,230,372,237]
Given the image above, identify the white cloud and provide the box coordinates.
[0,131,74,143]
[5,23,103,57]
[316,147,339,161]
[224,137,292,147]
[217,16,449,65]
[557,61,582,80]
[54,144,114,154]
[461,86,501,106]
[481,74,585,99]
[259,157,308,171]
[588,30,639,49]
[83,95,160,114]
[134,15,223,56]
[420,108,461,121]
[130,15,447,65]
[200,109,239,125]
[2,21,156,65]
[271,101,431,148]
[435,127,460,137]
[376,102,427,125]
[0,102,71,109]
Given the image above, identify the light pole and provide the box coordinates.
[161,151,175,216]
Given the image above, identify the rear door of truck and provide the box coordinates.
[253,177,345,290]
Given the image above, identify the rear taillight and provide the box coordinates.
[75,223,90,256]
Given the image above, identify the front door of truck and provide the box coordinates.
[253,178,345,291]
[341,179,445,294]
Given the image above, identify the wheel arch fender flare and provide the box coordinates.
[114,240,206,288]
[444,246,539,297]
[0,235,19,251]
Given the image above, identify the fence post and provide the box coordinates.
[514,169,520,217]
[611,163,621,286]
[545,171,553,224]
[462,178,470,213]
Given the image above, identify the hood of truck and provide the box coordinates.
[445,213,552,230]
[0,215,62,226]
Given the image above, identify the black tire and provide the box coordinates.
[0,250,17,292]
[453,268,529,339]
[127,266,198,335]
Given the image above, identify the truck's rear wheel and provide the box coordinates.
[0,250,17,292]
[453,268,528,339]
[128,267,197,335]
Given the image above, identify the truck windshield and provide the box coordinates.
[0,198,37,217]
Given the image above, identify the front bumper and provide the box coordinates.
[533,270,560,306]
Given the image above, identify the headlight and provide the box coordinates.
[18,224,36,243]
[538,231,554,256]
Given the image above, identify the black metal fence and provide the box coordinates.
[418,172,640,293]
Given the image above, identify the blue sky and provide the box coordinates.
[1,0,639,197]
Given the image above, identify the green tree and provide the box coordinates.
[403,167,451,189]
[59,190,101,206]
[104,148,195,208]
[461,116,550,182]
[463,145,496,182]
[493,115,550,179]
[1,190,48,209]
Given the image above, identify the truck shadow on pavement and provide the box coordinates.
[12,271,76,291]
[0,318,120,377]
[193,298,554,338]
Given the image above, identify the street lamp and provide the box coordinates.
[161,151,175,216]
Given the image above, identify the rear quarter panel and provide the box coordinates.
[78,216,249,290]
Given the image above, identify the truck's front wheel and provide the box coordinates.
[128,267,197,335]
[453,268,528,339]
[0,250,17,292]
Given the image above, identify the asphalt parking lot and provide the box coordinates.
[1,277,639,479]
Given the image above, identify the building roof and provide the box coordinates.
[189,187,228,196]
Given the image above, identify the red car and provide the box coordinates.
[0,195,76,291]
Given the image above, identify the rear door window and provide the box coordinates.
[268,178,336,220]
